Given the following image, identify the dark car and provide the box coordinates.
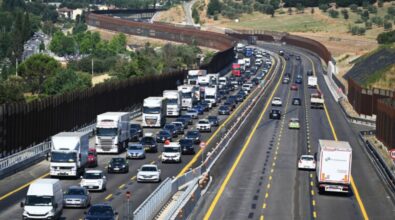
[108,157,129,173]
[218,105,231,115]
[63,186,91,208]
[179,139,195,155]
[171,122,185,135]
[175,118,188,129]
[295,78,303,84]
[87,148,98,168]
[163,124,177,138]
[193,105,205,115]
[219,90,227,100]
[140,135,158,152]
[269,109,281,120]
[179,115,193,125]
[225,98,236,109]
[156,130,172,143]
[292,98,301,106]
[306,70,313,76]
[129,123,143,142]
[236,94,244,102]
[252,78,259,85]
[296,55,301,61]
[199,101,209,111]
[185,130,201,144]
[84,203,118,220]
[208,115,219,127]
[229,95,239,104]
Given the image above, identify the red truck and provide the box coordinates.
[232,63,241,77]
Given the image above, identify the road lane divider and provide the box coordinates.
[105,193,113,200]
[203,58,286,220]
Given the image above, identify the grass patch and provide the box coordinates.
[363,64,395,89]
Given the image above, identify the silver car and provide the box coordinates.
[185,109,198,119]
[63,186,91,208]
[126,143,146,159]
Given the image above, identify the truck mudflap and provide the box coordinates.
[319,183,350,193]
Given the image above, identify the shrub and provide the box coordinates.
[384,21,393,30]
[319,4,329,12]
[328,9,339,18]
[365,21,372,29]
[377,30,395,44]
[349,4,358,12]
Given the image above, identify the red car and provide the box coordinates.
[290,84,298,91]
[87,148,98,167]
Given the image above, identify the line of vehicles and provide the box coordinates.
[21,46,271,220]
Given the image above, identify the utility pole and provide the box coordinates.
[16,59,18,76]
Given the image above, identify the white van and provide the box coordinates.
[21,179,63,220]
[161,142,182,163]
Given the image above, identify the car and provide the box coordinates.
[179,139,195,154]
[179,115,193,125]
[242,83,253,93]
[208,115,219,127]
[306,70,313,76]
[80,170,107,191]
[194,105,205,115]
[219,90,227,100]
[296,55,301,60]
[175,118,188,129]
[84,203,118,220]
[126,143,146,159]
[140,134,158,152]
[199,101,210,111]
[225,98,236,109]
[163,123,177,138]
[196,119,212,132]
[282,77,290,84]
[236,94,244,102]
[288,118,301,129]
[201,100,213,109]
[271,97,282,106]
[161,141,182,163]
[185,109,199,119]
[218,105,231,115]
[269,109,281,120]
[251,78,259,85]
[137,164,161,183]
[292,98,301,105]
[290,84,298,91]
[172,121,185,135]
[129,123,143,141]
[295,78,303,84]
[156,130,172,143]
[63,186,91,208]
[298,155,316,170]
[185,130,201,144]
[108,157,129,173]
[87,148,98,167]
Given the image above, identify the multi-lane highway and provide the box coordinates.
[191,44,395,220]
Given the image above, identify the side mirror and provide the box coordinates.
[115,212,119,216]
[20,202,24,208]
[103,176,106,179]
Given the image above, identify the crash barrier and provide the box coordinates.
[0,106,141,179]
[359,131,395,196]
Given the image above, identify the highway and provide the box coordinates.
[191,44,395,220]
[0,48,279,219]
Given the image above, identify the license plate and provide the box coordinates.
[326,186,342,192]
[88,186,94,188]
[114,168,119,170]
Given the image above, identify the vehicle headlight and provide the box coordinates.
[109,164,112,167]
[98,180,103,185]
[122,165,126,168]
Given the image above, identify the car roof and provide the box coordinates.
[301,155,314,159]
[141,164,158,168]
[290,118,299,121]
[85,170,103,173]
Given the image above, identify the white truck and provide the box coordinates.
[187,69,207,85]
[219,77,228,89]
[95,112,131,153]
[50,132,89,177]
[205,86,218,106]
[237,59,246,71]
[207,73,219,86]
[243,58,251,67]
[178,85,197,110]
[163,90,181,117]
[316,140,352,194]
[142,97,167,128]
[308,76,318,88]
[310,92,324,109]
[236,43,245,52]
[198,75,211,97]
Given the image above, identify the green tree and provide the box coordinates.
[328,9,339,18]
[361,10,369,21]
[296,3,304,13]
[39,41,45,52]
[371,16,384,26]
[388,7,395,17]
[18,54,60,94]
[207,0,222,16]
[72,22,87,35]
[377,30,395,44]
[109,33,127,54]
[365,21,372,29]
[43,69,91,95]
[0,76,25,104]
[2,0,25,11]
[49,31,76,56]
[318,4,329,12]
[367,5,377,14]
[384,21,393,30]
[341,9,349,20]
[192,6,200,24]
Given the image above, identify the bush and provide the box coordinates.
[361,10,369,21]
[371,16,384,26]
[207,0,222,16]
[388,7,395,17]
[318,4,329,12]
[377,30,395,44]
[328,9,339,18]
[349,4,358,12]
[365,21,372,29]
[378,0,383,8]
[341,9,349,19]
[384,21,393,30]
[355,19,364,23]
[349,25,366,35]
[367,5,377,14]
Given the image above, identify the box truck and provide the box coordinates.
[316,140,352,194]
[142,97,167,128]
[205,86,218,107]
[50,132,89,177]
[308,76,318,88]
[163,90,181,117]
[187,69,207,85]
[95,112,131,153]
[310,91,324,109]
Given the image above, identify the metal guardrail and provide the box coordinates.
[166,178,200,220]
[0,106,142,179]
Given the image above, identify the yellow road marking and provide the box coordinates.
[0,172,50,201]
[265,193,269,199]
[118,184,125,189]
[177,57,277,177]
[313,211,317,218]
[263,203,267,209]
[312,200,316,206]
[311,190,315,196]
[267,183,271,189]
[261,215,264,220]
[203,57,285,220]
[105,194,113,200]
[150,161,155,164]
[131,176,136,181]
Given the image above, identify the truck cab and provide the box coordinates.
[142,97,167,128]
[161,141,182,163]
[163,90,181,117]
[178,85,197,110]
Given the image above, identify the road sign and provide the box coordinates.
[389,149,395,159]
[200,142,206,149]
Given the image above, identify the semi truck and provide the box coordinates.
[219,77,228,89]
[178,85,197,109]
[163,90,181,117]
[308,76,318,88]
[232,63,241,77]
[316,140,352,194]
[205,86,218,107]
[50,132,89,177]
[207,73,219,86]
[187,69,207,85]
[142,97,167,128]
[310,91,324,109]
[236,43,245,52]
[95,112,131,153]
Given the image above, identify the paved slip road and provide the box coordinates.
[192,44,395,220]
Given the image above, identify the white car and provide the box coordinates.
[80,170,107,191]
[298,155,316,170]
[137,164,161,183]
[271,97,282,106]
[162,142,182,163]
[242,83,253,92]
[196,119,211,132]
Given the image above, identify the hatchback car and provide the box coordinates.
[208,115,219,127]
[80,170,107,191]
[306,70,314,76]
[298,155,316,170]
[175,118,188,129]
[185,109,199,119]
[196,119,212,132]
[292,98,301,106]
[140,134,158,153]
[179,139,195,154]
[87,148,98,168]
[163,123,177,138]
[295,78,303,84]
[129,123,143,142]
[271,97,282,106]
[179,115,193,125]
[290,84,298,91]
[137,164,161,183]
[193,105,205,115]
[185,130,201,144]
[269,109,281,120]
[288,118,301,129]
[171,121,185,135]
[218,105,231,115]
[156,130,172,143]
[126,143,146,159]
[282,77,290,84]
[84,203,117,220]
[108,157,129,173]
[63,186,91,208]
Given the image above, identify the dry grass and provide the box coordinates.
[154,5,186,24]
[92,73,111,86]
[368,64,395,90]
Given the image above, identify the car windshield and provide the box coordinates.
[159,131,170,135]
[96,127,117,136]
[111,158,125,164]
[187,110,196,114]
[88,206,114,216]
[206,95,215,99]
[291,119,299,122]
[167,98,178,104]
[198,120,208,124]
[130,124,141,129]
[66,188,85,195]
[51,152,77,163]
[182,92,192,98]
[208,116,217,120]
[141,137,155,144]
[83,172,102,179]
[143,107,161,114]
[164,125,175,130]
[187,131,199,137]
[302,156,314,161]
[25,196,53,206]
[164,147,180,152]
[180,139,193,145]
[220,106,229,110]
[141,166,157,172]
[128,145,143,150]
